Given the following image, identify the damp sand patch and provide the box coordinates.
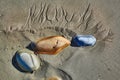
[0,2,113,80]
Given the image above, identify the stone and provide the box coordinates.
[32,36,71,55]
[15,49,41,72]
[71,35,96,47]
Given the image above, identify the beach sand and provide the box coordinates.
[0,0,119,80]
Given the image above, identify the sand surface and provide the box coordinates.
[0,0,119,80]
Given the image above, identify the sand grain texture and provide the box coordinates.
[0,0,119,80]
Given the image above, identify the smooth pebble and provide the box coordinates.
[16,49,41,72]
[71,35,96,47]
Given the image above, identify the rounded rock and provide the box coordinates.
[71,35,96,47]
[32,36,71,55]
[15,49,41,72]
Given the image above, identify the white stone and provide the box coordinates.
[16,49,41,72]
[72,35,96,46]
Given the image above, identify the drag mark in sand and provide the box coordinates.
[4,3,113,43]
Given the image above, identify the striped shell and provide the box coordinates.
[16,49,41,72]
[33,36,71,55]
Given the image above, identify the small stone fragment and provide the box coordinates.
[47,76,62,80]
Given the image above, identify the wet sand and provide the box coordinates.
[0,0,119,80]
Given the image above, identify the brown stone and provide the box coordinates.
[34,36,70,55]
